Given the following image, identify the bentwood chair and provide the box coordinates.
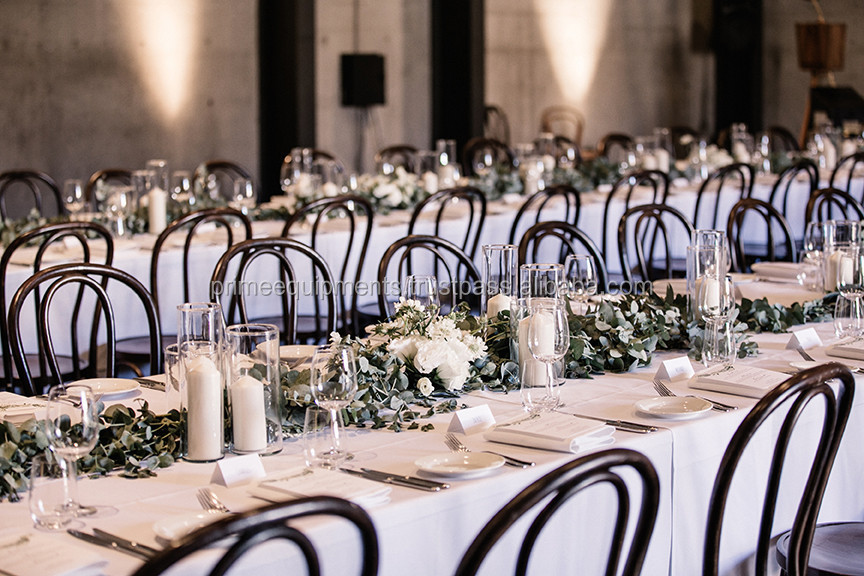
[805,187,864,225]
[407,186,487,261]
[767,158,819,228]
[455,448,660,576]
[0,222,114,393]
[597,133,635,161]
[617,203,695,285]
[703,363,854,576]
[8,263,162,396]
[193,159,256,204]
[540,105,585,146]
[85,168,132,211]
[767,125,801,152]
[282,195,374,337]
[210,237,337,345]
[376,235,480,319]
[507,185,582,245]
[374,145,418,174]
[462,137,516,177]
[601,170,669,259]
[829,151,864,203]
[692,162,754,231]
[484,104,511,145]
[131,496,378,576]
[726,198,797,273]
[669,126,699,160]
[518,220,609,293]
[0,170,63,220]
[114,208,251,372]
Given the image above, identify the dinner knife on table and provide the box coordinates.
[340,468,450,491]
[67,529,158,560]
[568,413,659,434]
[91,528,162,558]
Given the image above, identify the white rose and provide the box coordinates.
[437,358,470,391]
[413,340,450,374]
[417,377,434,396]
[373,182,403,206]
[322,181,340,197]
[387,335,420,362]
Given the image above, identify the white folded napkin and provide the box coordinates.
[826,340,864,361]
[0,392,46,424]
[249,466,391,508]
[0,531,106,576]
[484,412,615,453]
[751,262,804,283]
[690,364,789,398]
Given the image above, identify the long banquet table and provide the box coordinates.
[1,319,863,576]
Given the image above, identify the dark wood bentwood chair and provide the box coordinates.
[0,170,63,220]
[8,263,162,396]
[518,220,609,293]
[540,104,585,146]
[767,158,819,228]
[462,137,516,177]
[693,162,754,231]
[374,144,418,174]
[210,237,337,345]
[829,151,864,203]
[0,222,115,393]
[507,185,582,245]
[85,168,132,211]
[703,363,854,576]
[805,187,864,226]
[454,448,660,576]
[193,159,256,204]
[131,496,378,576]
[617,203,695,285]
[726,198,797,272]
[408,186,487,261]
[602,169,669,259]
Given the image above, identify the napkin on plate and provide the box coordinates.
[0,391,46,424]
[484,412,614,453]
[249,466,391,508]
[826,340,864,361]
[0,531,106,576]
[750,262,804,284]
[690,364,789,398]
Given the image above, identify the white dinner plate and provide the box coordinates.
[634,396,712,420]
[279,345,319,368]
[73,378,140,398]
[153,510,227,542]
[414,452,505,479]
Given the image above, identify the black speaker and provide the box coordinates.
[340,54,385,107]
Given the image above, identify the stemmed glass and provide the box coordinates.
[309,345,358,468]
[563,254,598,314]
[106,185,131,237]
[698,274,736,366]
[836,246,864,337]
[525,300,570,412]
[62,179,85,219]
[403,275,440,316]
[44,384,108,517]
[232,177,256,216]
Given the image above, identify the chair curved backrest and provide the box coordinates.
[702,363,855,576]
[455,448,660,576]
[210,237,337,344]
[507,185,582,245]
[617,203,695,284]
[484,104,511,145]
[462,137,516,176]
[376,234,480,318]
[766,125,801,152]
[693,162,754,231]
[602,169,669,258]
[8,262,162,395]
[805,187,864,225]
[193,160,255,203]
[518,220,609,293]
[597,133,635,159]
[281,195,374,336]
[727,198,797,272]
[0,170,63,220]
[767,158,819,227]
[85,169,133,211]
[374,145,418,174]
[131,496,378,576]
[540,105,585,146]
[669,126,699,160]
[408,186,487,260]
[829,151,864,203]
[151,208,252,312]
[0,222,115,392]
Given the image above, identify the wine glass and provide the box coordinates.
[563,254,598,314]
[698,274,736,366]
[525,300,570,412]
[44,384,101,517]
[62,179,85,219]
[402,275,440,316]
[105,185,131,237]
[309,345,358,468]
[232,177,256,216]
[836,246,864,337]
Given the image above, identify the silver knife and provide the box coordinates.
[67,529,156,560]
[569,412,659,434]
[92,528,161,558]
[340,468,449,491]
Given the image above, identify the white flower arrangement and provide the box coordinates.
[354,167,427,213]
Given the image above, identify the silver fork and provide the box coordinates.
[196,488,233,514]
[443,433,534,468]
[795,346,816,362]
[652,378,737,412]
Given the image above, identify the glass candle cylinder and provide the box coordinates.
[482,244,518,318]
[519,263,565,299]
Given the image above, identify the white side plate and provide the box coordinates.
[634,396,712,420]
[414,452,505,479]
[73,378,140,398]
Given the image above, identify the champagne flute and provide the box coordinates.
[836,246,864,337]
[402,275,440,316]
[62,179,85,219]
[309,345,358,468]
[526,300,570,412]
[563,254,598,314]
[44,384,103,517]
[698,274,736,366]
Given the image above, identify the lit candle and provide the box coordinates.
[486,293,511,318]
[231,375,267,453]
[186,356,224,461]
[148,187,168,234]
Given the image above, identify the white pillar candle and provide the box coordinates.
[541,154,556,172]
[655,148,670,173]
[186,356,224,461]
[423,171,438,193]
[518,314,552,387]
[732,141,751,164]
[231,375,267,453]
[695,276,721,311]
[486,293,511,318]
[825,250,843,292]
[148,187,168,234]
[841,139,857,158]
[838,254,854,288]
[641,152,658,171]
[438,164,455,188]
[823,138,837,171]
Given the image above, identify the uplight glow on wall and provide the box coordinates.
[534,0,612,105]
[121,0,199,121]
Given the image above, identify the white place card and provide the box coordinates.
[211,453,266,487]
[654,356,695,382]
[448,404,496,434]
[691,365,789,398]
[484,412,614,453]
[786,328,823,351]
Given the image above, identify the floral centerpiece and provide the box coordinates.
[353,167,428,213]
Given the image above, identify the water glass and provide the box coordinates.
[520,263,565,299]
[232,177,256,215]
[226,324,282,455]
[834,295,861,338]
[29,454,75,531]
[686,245,724,320]
[105,184,132,237]
[309,344,358,468]
[171,170,194,204]
[698,274,736,366]
[482,244,518,318]
[303,406,345,468]
[563,254,598,314]
[402,275,440,316]
[146,159,170,193]
[62,179,85,218]
[511,298,564,413]
[524,300,570,412]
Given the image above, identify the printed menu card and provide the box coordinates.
[690,365,788,398]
